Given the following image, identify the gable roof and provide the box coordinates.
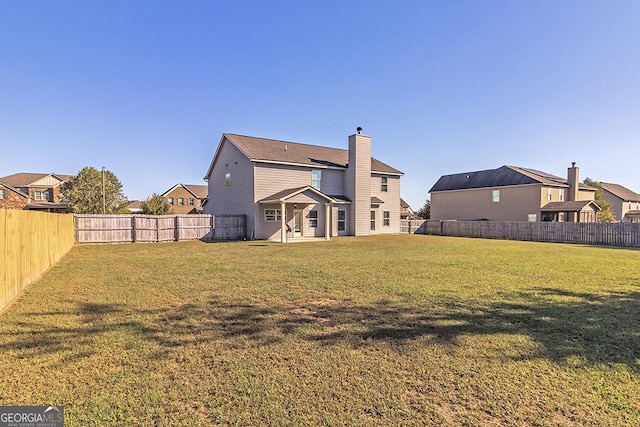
[541,200,601,212]
[0,181,29,198]
[0,173,73,187]
[161,183,208,199]
[206,133,403,178]
[258,186,336,204]
[599,182,640,202]
[429,165,596,193]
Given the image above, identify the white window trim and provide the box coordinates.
[492,190,500,203]
[264,209,282,222]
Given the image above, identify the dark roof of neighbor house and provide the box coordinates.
[161,183,208,199]
[221,133,403,176]
[429,165,596,193]
[0,173,73,187]
[541,201,601,212]
[599,182,640,202]
[0,181,29,197]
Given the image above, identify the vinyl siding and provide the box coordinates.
[431,184,543,221]
[370,174,401,233]
[205,138,256,231]
[346,134,372,236]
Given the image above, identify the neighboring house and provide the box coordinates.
[127,200,143,214]
[429,163,600,222]
[203,129,403,241]
[599,182,640,223]
[161,183,208,214]
[400,198,418,220]
[0,173,73,213]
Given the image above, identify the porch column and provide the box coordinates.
[325,203,331,241]
[280,201,287,243]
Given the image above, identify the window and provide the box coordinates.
[528,214,537,222]
[34,190,50,201]
[167,197,174,205]
[381,176,388,192]
[178,198,184,206]
[559,189,564,201]
[264,209,282,221]
[0,189,5,199]
[189,198,195,206]
[225,172,231,187]
[312,170,321,190]
[492,190,500,203]
[383,211,390,226]
[308,210,318,228]
[547,188,553,201]
[370,210,376,230]
[338,210,346,231]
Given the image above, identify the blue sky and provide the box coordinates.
[1,1,639,210]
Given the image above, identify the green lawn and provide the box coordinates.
[1,235,639,426]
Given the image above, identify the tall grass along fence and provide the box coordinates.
[400,219,426,234]
[74,214,246,243]
[425,220,640,248]
[1,209,75,312]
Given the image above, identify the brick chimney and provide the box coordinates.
[345,127,371,236]
[567,162,579,202]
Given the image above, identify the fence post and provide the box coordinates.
[175,216,179,241]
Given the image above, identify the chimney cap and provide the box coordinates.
[571,162,576,167]
[356,126,363,134]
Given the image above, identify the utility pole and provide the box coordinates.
[102,166,106,214]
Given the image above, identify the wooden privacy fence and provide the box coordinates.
[1,209,75,312]
[425,220,640,248]
[400,219,426,234]
[74,214,246,243]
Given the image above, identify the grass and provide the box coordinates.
[0,234,639,426]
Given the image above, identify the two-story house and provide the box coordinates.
[0,173,72,213]
[203,129,403,241]
[429,163,600,222]
[599,182,640,223]
[160,183,208,214]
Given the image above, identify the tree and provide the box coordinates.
[141,193,172,215]
[61,166,129,214]
[583,177,616,222]
[416,199,431,219]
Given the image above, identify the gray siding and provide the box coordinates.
[205,138,256,234]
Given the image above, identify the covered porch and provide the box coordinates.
[258,186,337,243]
[540,201,601,223]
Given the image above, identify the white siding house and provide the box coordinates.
[204,130,403,241]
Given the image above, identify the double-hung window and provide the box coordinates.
[264,209,282,221]
[381,177,388,192]
[0,189,5,199]
[492,190,500,203]
[337,210,346,231]
[311,170,321,190]
[308,210,318,228]
[225,173,231,187]
[167,197,174,205]
[178,198,184,206]
[547,188,553,201]
[383,211,390,226]
[559,189,564,201]
[34,190,49,201]
[370,210,376,230]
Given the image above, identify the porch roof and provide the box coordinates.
[258,186,337,204]
[541,200,601,212]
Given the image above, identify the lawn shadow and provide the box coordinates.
[2,290,638,372]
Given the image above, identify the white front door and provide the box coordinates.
[293,210,302,237]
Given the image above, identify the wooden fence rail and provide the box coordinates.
[424,220,640,248]
[1,209,75,312]
[74,214,246,243]
[400,219,426,234]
